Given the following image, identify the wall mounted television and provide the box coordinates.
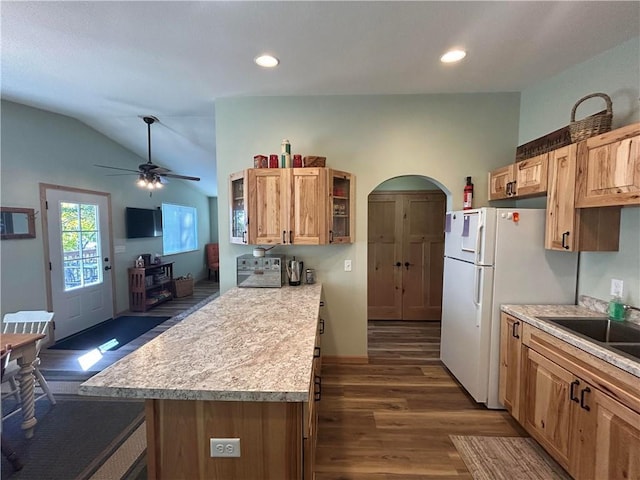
[125,207,163,239]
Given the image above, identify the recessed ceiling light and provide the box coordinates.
[440,49,467,63]
[254,54,279,68]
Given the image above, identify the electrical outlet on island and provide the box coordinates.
[610,279,624,298]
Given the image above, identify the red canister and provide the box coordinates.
[269,154,279,168]
[293,154,302,168]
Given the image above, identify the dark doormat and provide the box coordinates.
[48,316,171,351]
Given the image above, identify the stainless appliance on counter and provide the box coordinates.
[236,254,286,288]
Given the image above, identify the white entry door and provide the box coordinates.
[45,188,114,341]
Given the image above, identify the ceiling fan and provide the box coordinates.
[95,116,201,190]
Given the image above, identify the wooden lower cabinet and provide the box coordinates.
[501,320,640,480]
[523,348,576,471]
[498,314,524,422]
[574,387,640,480]
[145,399,303,480]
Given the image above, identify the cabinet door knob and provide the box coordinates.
[395,262,402,267]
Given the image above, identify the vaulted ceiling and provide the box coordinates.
[2,1,639,196]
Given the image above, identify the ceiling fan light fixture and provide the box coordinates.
[440,49,467,63]
[254,54,279,68]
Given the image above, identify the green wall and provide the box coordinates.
[216,93,521,357]
[518,37,640,307]
[0,101,213,318]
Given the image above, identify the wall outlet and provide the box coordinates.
[610,279,623,297]
[210,438,241,457]
[344,260,352,272]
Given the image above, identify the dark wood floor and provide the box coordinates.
[314,320,526,479]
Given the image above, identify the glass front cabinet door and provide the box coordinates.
[230,170,248,244]
[328,169,354,244]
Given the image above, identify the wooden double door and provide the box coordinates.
[367,191,446,321]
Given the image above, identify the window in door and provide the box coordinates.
[60,202,102,291]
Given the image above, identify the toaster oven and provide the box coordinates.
[236,254,286,288]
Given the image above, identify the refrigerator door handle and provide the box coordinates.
[475,222,484,265]
[473,266,482,315]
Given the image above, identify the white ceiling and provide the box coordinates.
[2,1,639,197]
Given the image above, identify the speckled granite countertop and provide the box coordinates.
[78,284,323,402]
[501,304,640,378]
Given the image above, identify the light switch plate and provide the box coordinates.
[344,260,352,272]
[610,279,623,297]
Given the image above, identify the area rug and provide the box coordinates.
[0,394,144,480]
[48,316,170,351]
[450,435,571,480]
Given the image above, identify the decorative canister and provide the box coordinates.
[269,154,279,168]
[305,268,316,284]
[293,154,302,168]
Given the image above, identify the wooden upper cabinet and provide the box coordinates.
[291,168,326,245]
[248,168,289,245]
[515,153,548,197]
[488,164,515,200]
[230,170,249,244]
[545,144,621,252]
[488,153,548,200]
[575,122,640,208]
[328,169,355,244]
[545,144,578,251]
[230,168,354,245]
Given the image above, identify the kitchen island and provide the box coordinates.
[79,284,323,480]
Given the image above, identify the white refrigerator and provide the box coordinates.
[440,207,578,409]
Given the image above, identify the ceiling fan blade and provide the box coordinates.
[95,164,140,173]
[148,166,171,174]
[105,173,139,177]
[160,173,201,181]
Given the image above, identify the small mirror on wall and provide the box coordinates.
[1,207,36,239]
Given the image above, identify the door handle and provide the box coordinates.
[329,230,334,243]
[243,230,247,244]
[314,375,322,401]
[473,267,482,312]
[104,266,112,271]
[580,387,591,411]
[404,262,411,270]
[282,230,287,244]
[506,182,512,196]
[289,230,293,244]
[561,231,570,250]
[570,380,580,403]
[511,321,520,339]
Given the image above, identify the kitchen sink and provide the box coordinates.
[538,317,640,344]
[609,344,640,361]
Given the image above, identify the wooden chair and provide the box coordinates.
[1,311,56,406]
[206,243,219,282]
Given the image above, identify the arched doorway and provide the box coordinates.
[367,175,448,322]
